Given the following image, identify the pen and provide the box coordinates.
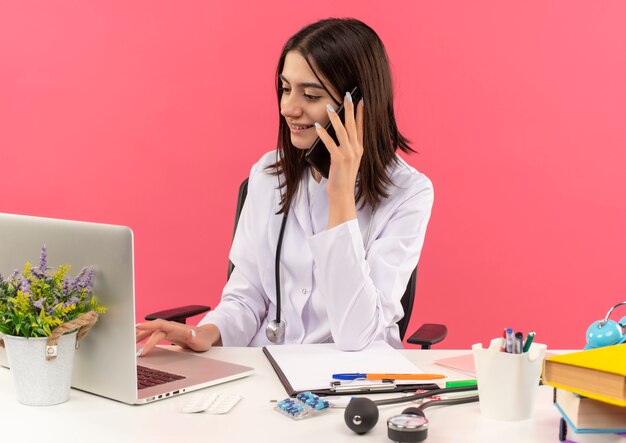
[499,328,507,352]
[332,373,446,381]
[514,332,523,354]
[505,328,514,353]
[523,331,536,353]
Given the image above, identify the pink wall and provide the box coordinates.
[1,1,625,349]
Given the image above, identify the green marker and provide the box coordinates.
[445,380,477,388]
[523,331,536,353]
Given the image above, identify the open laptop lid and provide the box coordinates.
[0,213,254,405]
[0,212,139,404]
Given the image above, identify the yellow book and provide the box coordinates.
[543,344,626,407]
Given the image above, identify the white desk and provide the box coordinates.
[0,348,562,442]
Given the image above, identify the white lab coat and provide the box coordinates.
[199,150,433,350]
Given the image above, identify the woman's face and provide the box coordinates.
[280,51,340,150]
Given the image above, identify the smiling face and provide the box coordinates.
[279,51,340,150]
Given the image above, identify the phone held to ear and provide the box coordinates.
[305,86,362,179]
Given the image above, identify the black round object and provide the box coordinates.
[401,407,425,417]
[344,397,379,434]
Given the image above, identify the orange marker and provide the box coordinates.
[332,373,446,380]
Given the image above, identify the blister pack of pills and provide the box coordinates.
[274,391,330,420]
[181,393,241,414]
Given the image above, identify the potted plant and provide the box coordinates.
[0,245,106,405]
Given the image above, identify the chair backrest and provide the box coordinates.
[398,268,416,340]
[227,178,249,279]
[227,178,416,341]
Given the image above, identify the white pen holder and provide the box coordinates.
[472,338,547,421]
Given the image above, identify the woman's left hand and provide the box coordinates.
[314,91,365,228]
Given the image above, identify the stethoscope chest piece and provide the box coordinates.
[387,412,429,443]
[266,319,286,344]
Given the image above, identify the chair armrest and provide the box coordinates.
[144,305,211,324]
[406,323,448,349]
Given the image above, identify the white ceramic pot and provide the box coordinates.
[3,331,77,406]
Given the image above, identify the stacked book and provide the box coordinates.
[543,344,626,442]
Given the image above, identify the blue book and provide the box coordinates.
[555,388,626,434]
[559,418,626,442]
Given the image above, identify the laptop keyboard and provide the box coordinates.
[137,365,186,390]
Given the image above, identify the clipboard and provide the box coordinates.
[262,343,440,397]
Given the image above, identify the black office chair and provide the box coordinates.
[146,178,447,348]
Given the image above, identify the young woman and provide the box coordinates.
[136,18,433,354]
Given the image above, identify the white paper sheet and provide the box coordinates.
[264,341,426,392]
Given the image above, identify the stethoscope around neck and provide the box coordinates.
[265,180,376,344]
[265,211,289,344]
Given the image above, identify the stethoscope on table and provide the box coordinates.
[344,386,479,442]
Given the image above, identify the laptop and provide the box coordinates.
[0,213,254,404]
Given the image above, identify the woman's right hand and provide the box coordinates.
[135,320,221,356]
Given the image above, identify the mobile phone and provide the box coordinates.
[305,86,362,179]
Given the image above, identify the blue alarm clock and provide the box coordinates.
[585,301,626,350]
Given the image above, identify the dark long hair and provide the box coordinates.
[269,18,414,214]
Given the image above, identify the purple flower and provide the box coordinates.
[83,267,95,291]
[8,269,19,282]
[64,296,80,308]
[20,275,31,294]
[71,268,87,291]
[71,267,94,292]
[39,245,48,274]
[33,298,45,309]
[30,268,46,280]
[45,296,60,315]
